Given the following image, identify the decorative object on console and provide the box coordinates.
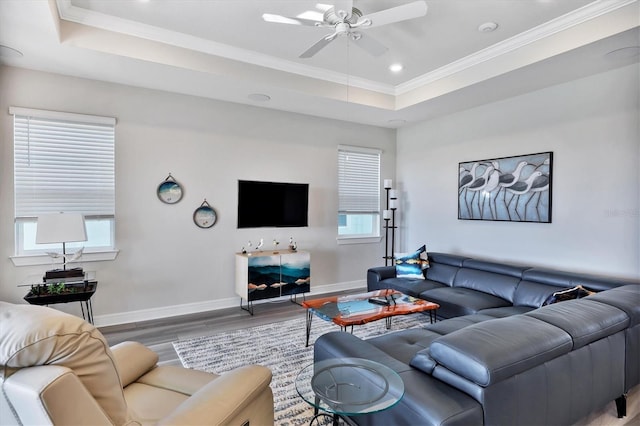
[458,151,552,223]
[193,199,217,228]
[36,213,87,272]
[157,173,183,204]
[383,179,398,266]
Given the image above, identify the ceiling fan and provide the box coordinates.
[262,1,428,58]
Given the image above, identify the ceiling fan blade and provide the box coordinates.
[352,33,388,56]
[262,13,321,27]
[300,34,336,58]
[332,0,354,19]
[360,1,428,28]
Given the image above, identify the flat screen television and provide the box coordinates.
[237,180,309,228]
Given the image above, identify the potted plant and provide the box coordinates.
[24,281,96,305]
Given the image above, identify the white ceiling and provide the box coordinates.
[0,0,638,128]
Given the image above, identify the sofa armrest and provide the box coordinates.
[111,341,159,387]
[158,365,274,426]
[367,266,397,291]
[3,365,114,426]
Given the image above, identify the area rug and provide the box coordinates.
[173,312,430,425]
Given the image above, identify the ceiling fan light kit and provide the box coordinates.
[263,1,428,58]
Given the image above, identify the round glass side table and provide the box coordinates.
[295,357,404,425]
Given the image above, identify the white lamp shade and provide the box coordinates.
[36,213,87,244]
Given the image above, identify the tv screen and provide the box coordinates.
[238,180,309,228]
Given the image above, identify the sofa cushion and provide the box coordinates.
[111,341,159,387]
[526,299,629,349]
[375,277,446,298]
[428,252,469,267]
[512,280,560,308]
[420,287,511,318]
[452,268,519,303]
[409,314,497,375]
[425,314,497,335]
[522,268,629,292]
[477,305,535,318]
[424,263,460,287]
[367,328,442,365]
[0,302,132,425]
[462,258,528,278]
[588,285,640,326]
[429,315,572,386]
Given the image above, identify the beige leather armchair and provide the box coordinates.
[0,302,274,425]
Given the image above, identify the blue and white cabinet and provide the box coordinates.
[235,249,310,314]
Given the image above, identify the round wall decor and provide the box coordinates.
[157,174,183,204]
[193,199,217,228]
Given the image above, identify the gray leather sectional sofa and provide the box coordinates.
[314,253,640,425]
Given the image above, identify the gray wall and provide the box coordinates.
[396,64,639,279]
[2,63,638,327]
[0,66,396,325]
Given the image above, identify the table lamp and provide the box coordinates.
[36,213,87,272]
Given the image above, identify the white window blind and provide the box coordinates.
[338,146,381,214]
[12,108,115,218]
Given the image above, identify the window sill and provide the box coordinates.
[336,236,382,245]
[10,250,119,267]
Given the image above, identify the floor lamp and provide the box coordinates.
[383,179,398,266]
[36,213,87,273]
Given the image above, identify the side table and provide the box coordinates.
[295,357,404,425]
[22,280,98,324]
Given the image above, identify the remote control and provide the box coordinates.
[368,297,390,306]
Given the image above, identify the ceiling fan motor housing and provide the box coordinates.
[324,7,362,25]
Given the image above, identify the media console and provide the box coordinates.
[235,249,310,315]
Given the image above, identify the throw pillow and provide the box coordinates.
[417,244,430,271]
[395,248,425,279]
[542,284,596,306]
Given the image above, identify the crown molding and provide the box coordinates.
[396,0,638,95]
[55,0,637,99]
[55,0,395,95]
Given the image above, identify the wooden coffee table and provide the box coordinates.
[302,289,439,346]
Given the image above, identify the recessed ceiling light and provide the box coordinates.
[0,45,23,58]
[248,93,271,102]
[478,22,498,33]
[605,46,640,60]
[389,63,403,73]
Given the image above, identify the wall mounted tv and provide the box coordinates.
[237,180,309,228]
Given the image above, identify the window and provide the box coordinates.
[11,107,116,257]
[338,145,381,240]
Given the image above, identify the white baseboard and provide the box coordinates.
[94,280,366,327]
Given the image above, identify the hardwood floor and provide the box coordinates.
[99,296,313,366]
[99,295,639,426]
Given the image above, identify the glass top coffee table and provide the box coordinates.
[296,357,404,426]
[302,289,439,346]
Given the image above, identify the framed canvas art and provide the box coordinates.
[458,152,553,223]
